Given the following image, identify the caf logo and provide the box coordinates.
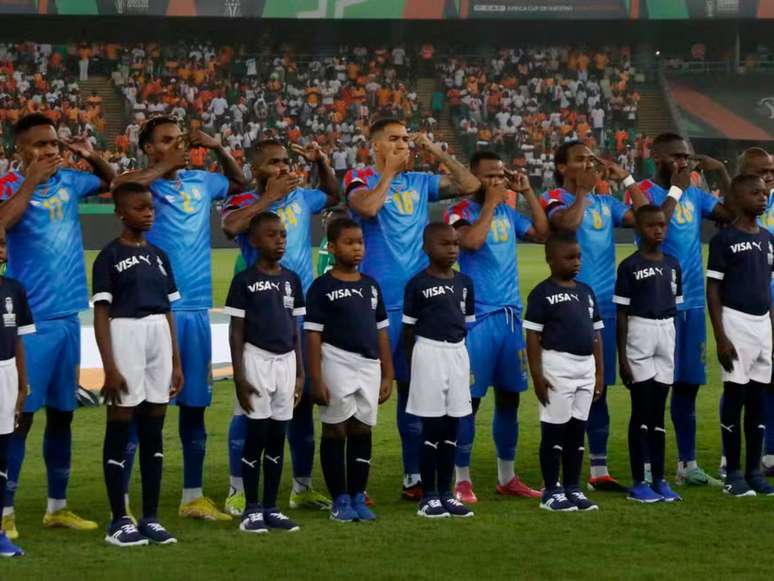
[2,297,15,328]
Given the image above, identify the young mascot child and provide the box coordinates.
[402,223,476,519]
[305,217,394,522]
[707,174,774,497]
[0,225,34,558]
[524,231,604,512]
[614,205,683,503]
[93,182,183,547]
[225,212,306,534]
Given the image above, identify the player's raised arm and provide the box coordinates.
[0,154,61,229]
[221,174,299,239]
[290,142,340,205]
[546,167,596,231]
[508,170,548,243]
[61,136,115,189]
[111,132,187,189]
[453,180,506,251]
[189,129,246,195]
[411,133,480,199]
[347,148,407,218]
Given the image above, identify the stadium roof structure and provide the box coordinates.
[668,75,774,141]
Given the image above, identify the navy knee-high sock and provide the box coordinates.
[137,413,165,520]
[4,414,30,510]
[744,382,766,476]
[562,417,587,490]
[420,417,444,497]
[721,383,745,475]
[242,419,269,509]
[347,431,372,496]
[44,408,73,502]
[540,422,566,491]
[262,420,288,510]
[492,400,518,463]
[439,416,459,496]
[455,398,480,470]
[103,420,131,521]
[0,434,9,522]
[586,387,610,468]
[628,382,649,483]
[320,436,346,499]
[178,404,206,491]
[765,389,774,457]
[397,383,422,479]
[123,420,138,495]
[287,390,314,479]
[228,414,247,485]
[670,382,699,463]
[648,382,670,482]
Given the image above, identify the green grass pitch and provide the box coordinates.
[4,245,772,580]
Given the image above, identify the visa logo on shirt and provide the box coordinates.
[634,267,663,280]
[422,285,455,299]
[114,255,152,272]
[248,281,280,293]
[730,241,762,254]
[546,292,579,305]
[326,288,364,301]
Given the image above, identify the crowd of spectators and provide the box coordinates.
[0,40,662,195]
[436,46,647,190]
[0,42,108,156]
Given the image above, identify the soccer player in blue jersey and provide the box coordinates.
[0,224,34,557]
[221,140,338,514]
[346,118,480,500]
[112,116,246,521]
[707,174,774,497]
[225,213,306,534]
[444,151,547,503]
[540,141,647,492]
[93,182,183,547]
[615,205,683,503]
[0,113,114,538]
[632,133,733,486]
[737,148,774,476]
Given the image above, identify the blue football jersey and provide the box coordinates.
[146,170,229,310]
[445,198,532,317]
[344,167,441,310]
[221,187,328,293]
[541,187,629,318]
[0,169,101,320]
[757,190,774,297]
[637,179,719,311]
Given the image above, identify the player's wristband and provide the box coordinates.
[667,186,683,202]
[622,175,636,188]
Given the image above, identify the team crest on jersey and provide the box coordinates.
[57,188,70,202]
[371,286,378,310]
[291,202,302,214]
[461,287,467,313]
[602,205,611,217]
[2,297,15,328]
[283,280,294,309]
